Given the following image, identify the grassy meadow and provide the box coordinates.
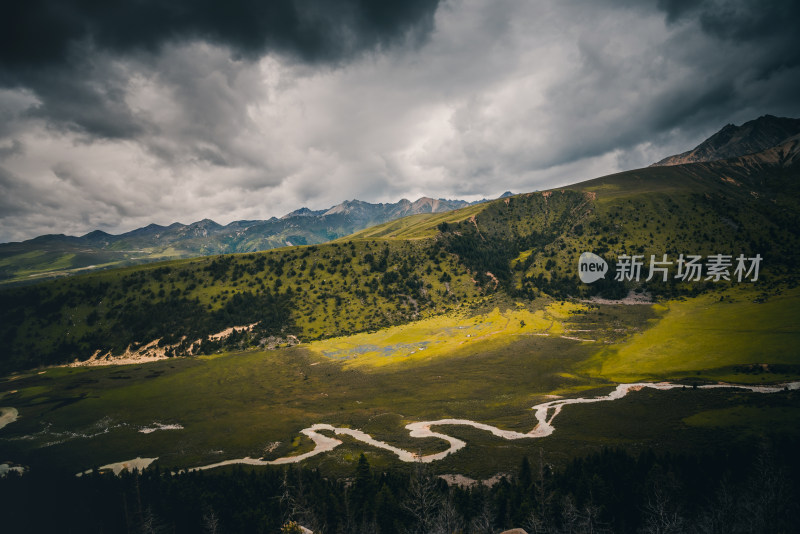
[2,288,799,478]
[584,286,800,383]
[2,159,800,480]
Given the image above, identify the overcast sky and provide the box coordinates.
[1,0,799,243]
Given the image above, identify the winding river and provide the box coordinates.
[0,407,19,430]
[186,381,800,472]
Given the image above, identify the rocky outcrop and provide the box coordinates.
[653,115,800,166]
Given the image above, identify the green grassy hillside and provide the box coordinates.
[2,151,800,478]
[0,198,477,286]
[343,202,489,240]
[1,155,798,373]
[576,285,800,384]
[2,297,798,478]
[0,240,487,371]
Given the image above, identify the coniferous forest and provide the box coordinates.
[2,437,797,533]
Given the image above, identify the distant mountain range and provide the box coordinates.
[4,113,800,373]
[652,114,800,166]
[4,113,799,286]
[0,195,510,284]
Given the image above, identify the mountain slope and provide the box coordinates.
[0,196,477,285]
[1,137,799,373]
[653,114,800,166]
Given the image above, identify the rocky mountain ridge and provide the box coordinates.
[653,114,800,166]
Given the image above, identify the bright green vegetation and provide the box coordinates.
[0,329,595,475]
[2,298,798,477]
[0,248,142,285]
[310,300,587,369]
[514,162,800,299]
[0,240,484,371]
[3,157,798,373]
[1,154,800,478]
[0,250,74,272]
[585,286,800,382]
[343,202,488,240]
[0,200,478,286]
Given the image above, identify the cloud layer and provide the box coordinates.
[1,0,799,242]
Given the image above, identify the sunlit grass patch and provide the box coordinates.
[583,286,800,382]
[511,249,533,269]
[309,301,590,368]
[343,203,489,240]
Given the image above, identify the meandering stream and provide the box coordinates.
[186,381,800,472]
[0,407,19,430]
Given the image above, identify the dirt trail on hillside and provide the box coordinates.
[184,381,800,471]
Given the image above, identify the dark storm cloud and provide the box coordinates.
[658,0,800,140]
[1,0,441,70]
[604,0,800,91]
[0,165,60,217]
[0,139,23,159]
[655,0,704,22]
[656,0,800,87]
[658,0,800,41]
[1,0,440,140]
[21,56,147,140]
[513,0,800,171]
[2,0,800,243]
[658,0,800,80]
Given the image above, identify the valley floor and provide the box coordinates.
[2,289,800,479]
